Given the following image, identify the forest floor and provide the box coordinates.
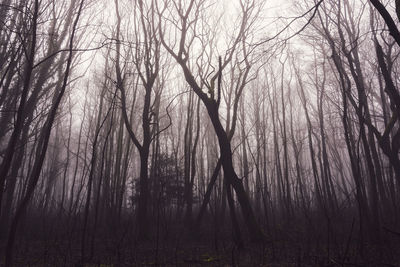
[1,230,400,266]
[1,215,400,266]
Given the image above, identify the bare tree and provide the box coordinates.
[158,0,266,242]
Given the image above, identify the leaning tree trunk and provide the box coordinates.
[203,102,265,241]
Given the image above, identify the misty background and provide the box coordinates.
[0,0,400,266]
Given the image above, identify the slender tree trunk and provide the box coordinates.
[5,1,84,264]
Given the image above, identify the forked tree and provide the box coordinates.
[157,0,266,242]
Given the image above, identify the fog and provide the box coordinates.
[0,0,400,266]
